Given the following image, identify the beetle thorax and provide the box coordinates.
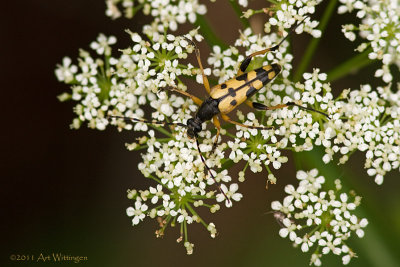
[196,97,220,121]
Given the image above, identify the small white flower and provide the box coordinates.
[90,33,117,55]
[55,57,78,83]
[126,200,148,225]
[216,183,243,207]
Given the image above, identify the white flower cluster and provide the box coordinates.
[323,83,400,185]
[271,169,368,266]
[105,0,207,31]
[134,125,242,209]
[55,34,118,130]
[55,30,201,130]
[241,0,322,37]
[124,102,243,254]
[232,69,335,183]
[339,0,400,83]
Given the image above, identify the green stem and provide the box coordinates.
[326,49,373,82]
[228,0,250,29]
[195,15,228,49]
[221,159,235,170]
[293,0,338,82]
[148,174,163,186]
[185,203,208,228]
[131,4,144,18]
[183,221,188,241]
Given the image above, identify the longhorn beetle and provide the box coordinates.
[109,17,329,201]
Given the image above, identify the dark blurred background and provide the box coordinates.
[2,1,400,266]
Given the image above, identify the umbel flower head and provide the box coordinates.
[55,33,117,130]
[271,169,368,266]
[55,29,202,131]
[339,0,400,83]
[322,83,400,185]
[125,122,243,254]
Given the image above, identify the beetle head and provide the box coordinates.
[186,118,202,138]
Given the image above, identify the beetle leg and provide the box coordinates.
[245,100,287,110]
[221,113,273,130]
[212,115,221,151]
[237,48,274,76]
[161,86,203,106]
[184,37,211,94]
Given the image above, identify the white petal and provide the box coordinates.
[271,201,282,210]
[279,228,289,238]
[126,207,135,216]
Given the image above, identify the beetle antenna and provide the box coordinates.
[194,136,230,204]
[107,115,187,127]
[286,102,331,119]
[271,15,309,50]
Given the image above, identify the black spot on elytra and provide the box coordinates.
[236,72,248,81]
[230,99,237,106]
[255,68,268,76]
[220,83,227,89]
[228,87,236,97]
[246,86,257,98]
[271,63,282,75]
[254,67,273,86]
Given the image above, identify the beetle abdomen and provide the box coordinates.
[211,64,281,114]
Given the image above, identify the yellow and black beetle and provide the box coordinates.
[159,17,328,149]
[109,17,328,200]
